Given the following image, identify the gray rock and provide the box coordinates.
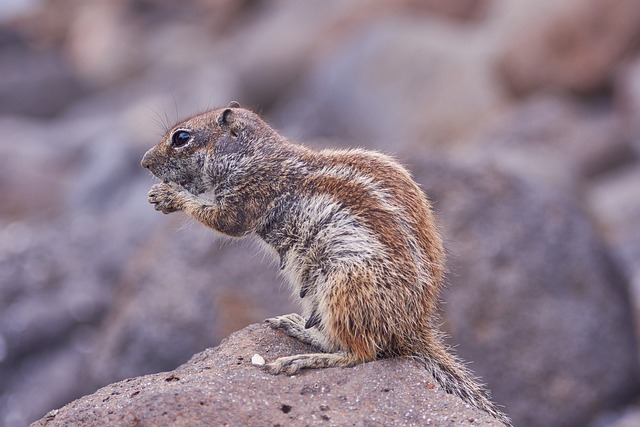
[587,163,640,328]
[411,159,640,427]
[32,323,503,427]
[615,55,640,154]
[87,218,293,386]
[232,0,494,109]
[0,117,75,219]
[450,95,635,190]
[0,45,85,118]
[273,17,506,150]
[0,218,114,427]
[591,405,640,427]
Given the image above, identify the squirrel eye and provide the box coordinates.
[171,130,192,148]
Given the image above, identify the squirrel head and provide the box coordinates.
[141,102,277,195]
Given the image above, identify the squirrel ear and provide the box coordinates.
[227,101,240,108]
[218,108,233,127]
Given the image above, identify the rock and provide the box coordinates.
[0,218,116,427]
[32,323,503,427]
[273,17,507,150]
[0,117,70,219]
[0,125,161,427]
[410,159,640,427]
[587,164,640,251]
[0,172,161,427]
[591,405,640,427]
[414,0,493,21]
[231,0,351,108]
[2,2,640,426]
[615,55,640,153]
[0,45,85,118]
[495,0,640,95]
[450,95,636,190]
[2,344,92,427]
[587,163,640,325]
[86,218,293,386]
[232,0,494,109]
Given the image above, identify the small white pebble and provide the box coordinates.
[251,354,265,366]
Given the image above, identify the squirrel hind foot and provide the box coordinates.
[266,313,328,350]
[263,351,356,376]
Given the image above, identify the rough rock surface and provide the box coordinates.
[32,323,502,427]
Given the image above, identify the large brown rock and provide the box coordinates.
[33,323,503,427]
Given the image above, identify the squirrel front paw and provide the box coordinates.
[148,182,184,214]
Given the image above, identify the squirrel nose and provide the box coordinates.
[141,150,153,169]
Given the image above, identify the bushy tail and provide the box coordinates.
[417,343,513,427]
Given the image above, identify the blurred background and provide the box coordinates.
[1,0,640,426]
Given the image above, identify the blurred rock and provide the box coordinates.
[64,1,142,87]
[87,218,293,385]
[588,164,640,253]
[273,17,507,150]
[2,344,90,427]
[0,218,112,427]
[615,56,640,153]
[0,205,163,427]
[232,0,352,108]
[495,0,640,95]
[592,404,640,427]
[33,323,504,427]
[450,95,637,190]
[587,164,640,325]
[0,105,156,221]
[416,0,493,21]
[411,159,640,427]
[0,0,42,23]
[63,0,241,89]
[0,129,160,427]
[1,0,640,426]
[0,46,85,117]
[0,118,67,219]
[233,0,494,109]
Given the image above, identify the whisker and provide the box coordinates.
[171,90,180,124]
[144,104,170,135]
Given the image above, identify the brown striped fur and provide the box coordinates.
[141,104,512,426]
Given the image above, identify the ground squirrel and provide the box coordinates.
[141,103,512,426]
